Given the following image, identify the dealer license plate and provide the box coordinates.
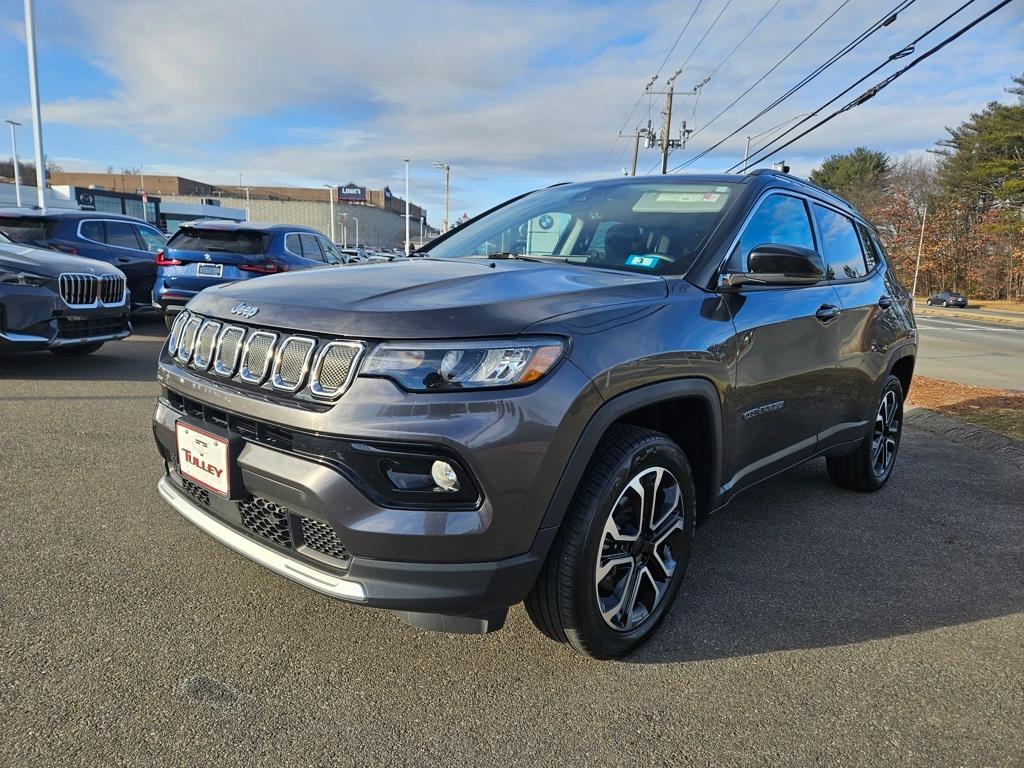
[176,421,230,497]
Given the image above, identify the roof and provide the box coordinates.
[0,207,147,222]
[175,219,319,233]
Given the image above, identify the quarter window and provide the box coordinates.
[80,220,105,243]
[105,220,142,249]
[285,233,301,255]
[728,194,815,271]
[319,237,343,264]
[856,223,880,271]
[813,204,867,280]
[134,225,167,253]
[299,233,324,261]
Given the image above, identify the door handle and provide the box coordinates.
[116,256,131,264]
[878,295,894,309]
[815,304,841,323]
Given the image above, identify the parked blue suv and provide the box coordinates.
[153,221,344,327]
[0,208,167,309]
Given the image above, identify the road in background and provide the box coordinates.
[1,319,1022,766]
[916,314,1024,390]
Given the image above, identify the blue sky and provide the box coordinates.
[1,0,1022,225]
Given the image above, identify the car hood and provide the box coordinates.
[188,258,668,338]
[0,242,123,277]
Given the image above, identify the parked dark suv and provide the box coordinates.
[152,170,917,658]
[152,221,344,326]
[0,208,165,309]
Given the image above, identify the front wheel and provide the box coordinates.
[50,342,104,357]
[826,374,904,492]
[525,425,696,659]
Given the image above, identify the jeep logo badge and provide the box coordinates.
[230,302,259,318]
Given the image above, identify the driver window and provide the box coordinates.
[727,194,815,272]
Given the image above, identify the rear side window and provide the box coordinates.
[105,220,142,249]
[0,216,58,243]
[167,228,268,255]
[298,233,324,261]
[284,233,301,255]
[813,204,867,280]
[134,224,166,253]
[80,220,105,243]
[727,194,815,271]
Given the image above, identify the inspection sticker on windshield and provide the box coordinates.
[626,255,659,268]
[632,186,731,213]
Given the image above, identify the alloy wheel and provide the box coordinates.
[594,466,686,632]
[872,389,901,477]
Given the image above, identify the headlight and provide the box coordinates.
[361,338,565,391]
[0,266,48,286]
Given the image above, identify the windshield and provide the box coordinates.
[167,227,269,254]
[424,180,738,275]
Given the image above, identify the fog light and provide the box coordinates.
[431,460,460,492]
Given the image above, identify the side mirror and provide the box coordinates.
[724,244,824,287]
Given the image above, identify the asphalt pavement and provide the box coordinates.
[1,317,1022,767]
[916,313,1024,390]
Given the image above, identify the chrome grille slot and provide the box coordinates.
[272,336,316,392]
[239,331,277,383]
[99,274,126,304]
[59,273,97,307]
[191,320,221,370]
[175,315,203,364]
[213,325,246,377]
[167,311,190,356]
[310,341,364,399]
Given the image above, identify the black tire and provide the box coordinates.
[50,342,104,357]
[525,425,696,659]
[826,374,904,492]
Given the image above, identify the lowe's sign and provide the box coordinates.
[337,183,366,202]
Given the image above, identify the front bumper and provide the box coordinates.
[0,285,131,351]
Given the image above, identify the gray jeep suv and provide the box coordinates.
[152,170,917,658]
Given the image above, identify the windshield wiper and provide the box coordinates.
[477,252,569,263]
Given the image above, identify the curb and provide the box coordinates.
[905,407,1024,471]
[915,307,1024,327]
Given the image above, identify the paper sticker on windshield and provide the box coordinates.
[626,255,659,268]
[632,186,730,212]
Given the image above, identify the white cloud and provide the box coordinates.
[27,0,1024,212]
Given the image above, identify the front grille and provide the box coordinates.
[239,331,277,383]
[191,320,221,370]
[300,517,350,561]
[272,336,315,391]
[181,478,211,507]
[57,316,129,340]
[239,497,292,548]
[310,341,363,397]
[58,273,126,307]
[167,311,365,403]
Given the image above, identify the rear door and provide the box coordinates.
[723,192,844,493]
[813,206,894,447]
[98,219,158,302]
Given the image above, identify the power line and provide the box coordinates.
[665,0,854,172]
[675,0,917,171]
[600,0,705,174]
[726,0,989,172]
[705,0,782,83]
[731,0,1014,171]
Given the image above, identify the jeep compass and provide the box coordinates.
[153,170,916,658]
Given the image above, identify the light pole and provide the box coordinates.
[5,120,22,207]
[432,162,450,233]
[419,214,424,247]
[23,0,47,210]
[352,216,359,247]
[322,183,336,242]
[239,186,251,221]
[403,158,411,255]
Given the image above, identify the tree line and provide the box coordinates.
[808,74,1024,301]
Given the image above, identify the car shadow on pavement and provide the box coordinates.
[628,431,1024,664]
[0,315,166,384]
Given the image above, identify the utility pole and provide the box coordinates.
[23,0,47,210]
[403,158,410,255]
[644,73,701,175]
[660,82,674,175]
[5,120,22,206]
[433,162,450,232]
[911,205,928,305]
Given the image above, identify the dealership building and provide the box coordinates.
[46,172,435,247]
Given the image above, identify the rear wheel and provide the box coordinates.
[50,342,104,357]
[525,425,695,659]
[826,375,904,492]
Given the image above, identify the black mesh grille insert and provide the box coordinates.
[239,497,292,548]
[300,517,350,561]
[181,477,211,507]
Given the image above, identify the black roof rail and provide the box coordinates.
[748,167,857,212]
